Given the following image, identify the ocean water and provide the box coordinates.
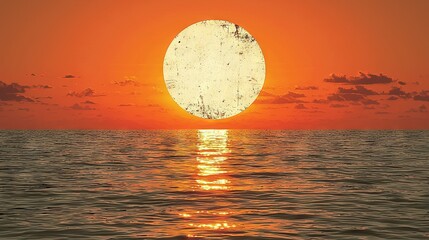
[0,130,428,239]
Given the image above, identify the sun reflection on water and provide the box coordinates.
[179,129,237,236]
[196,129,230,191]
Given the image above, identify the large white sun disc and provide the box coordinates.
[163,20,265,119]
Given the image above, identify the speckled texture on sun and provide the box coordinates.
[163,20,265,119]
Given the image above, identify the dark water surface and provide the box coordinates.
[0,130,428,239]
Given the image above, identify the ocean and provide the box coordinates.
[0,130,428,239]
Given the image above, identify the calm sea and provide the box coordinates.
[0,130,428,239]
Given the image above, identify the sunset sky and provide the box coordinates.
[1,0,428,129]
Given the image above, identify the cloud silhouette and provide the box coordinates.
[284,92,305,98]
[388,87,412,99]
[327,85,382,106]
[295,103,307,109]
[330,103,348,108]
[413,90,429,101]
[338,86,378,95]
[313,99,329,104]
[295,86,318,90]
[386,96,399,101]
[114,80,140,87]
[324,74,349,83]
[325,72,394,85]
[0,81,34,102]
[328,93,365,102]
[31,85,52,89]
[63,75,76,79]
[67,88,102,97]
[82,100,96,104]
[398,81,406,85]
[70,103,95,110]
[361,99,380,105]
[408,105,427,113]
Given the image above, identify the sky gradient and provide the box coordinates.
[1,0,428,129]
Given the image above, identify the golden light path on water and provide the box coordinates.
[179,129,237,237]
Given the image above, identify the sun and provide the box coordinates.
[163,20,265,119]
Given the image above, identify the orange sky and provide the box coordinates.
[0,0,428,129]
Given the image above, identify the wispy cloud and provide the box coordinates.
[113,76,142,87]
[327,93,365,102]
[387,87,412,99]
[67,88,103,97]
[330,103,348,108]
[70,103,95,110]
[413,90,429,101]
[0,81,33,102]
[408,105,427,113]
[114,80,140,86]
[63,74,77,79]
[295,103,307,109]
[325,72,394,85]
[295,86,318,90]
[338,86,378,95]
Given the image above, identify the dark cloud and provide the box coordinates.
[338,86,378,95]
[413,90,429,102]
[408,105,427,113]
[388,87,412,99]
[114,80,140,87]
[398,81,406,85]
[82,100,96,104]
[284,92,305,98]
[327,85,382,106]
[118,104,135,107]
[313,99,329,104]
[30,85,52,89]
[70,103,95,110]
[325,72,394,85]
[295,103,307,109]
[361,99,380,105]
[67,88,102,97]
[387,96,399,101]
[327,93,365,102]
[324,74,349,83]
[330,103,348,108]
[35,96,53,100]
[295,86,318,90]
[63,75,76,79]
[0,81,34,102]
[270,97,305,104]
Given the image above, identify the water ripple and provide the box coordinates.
[0,130,428,239]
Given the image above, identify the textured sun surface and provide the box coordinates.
[163,20,265,119]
